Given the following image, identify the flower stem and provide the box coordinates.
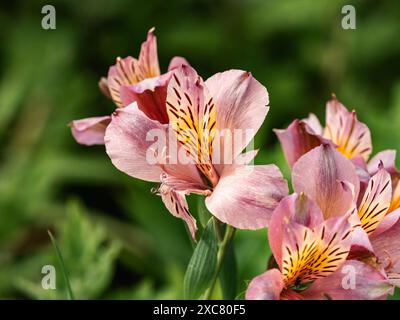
[204,221,236,299]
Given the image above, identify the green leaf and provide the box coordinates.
[48,231,75,300]
[389,287,400,300]
[183,219,218,299]
[197,197,212,229]
[219,243,237,300]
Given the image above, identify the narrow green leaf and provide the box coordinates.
[219,243,237,299]
[183,219,217,299]
[197,197,211,229]
[48,231,75,300]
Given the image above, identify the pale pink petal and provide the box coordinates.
[348,226,375,258]
[268,193,324,268]
[323,97,372,160]
[168,56,190,71]
[274,119,330,168]
[370,219,400,284]
[205,70,269,159]
[138,27,160,78]
[108,56,140,107]
[389,180,400,214]
[372,209,400,236]
[245,269,284,300]
[106,29,161,107]
[104,103,165,182]
[205,165,288,229]
[280,290,304,300]
[303,113,323,135]
[158,183,197,239]
[70,116,111,146]
[357,165,392,235]
[281,216,352,285]
[120,72,172,123]
[368,150,398,176]
[165,65,220,185]
[302,260,392,300]
[292,144,360,219]
[352,157,371,204]
[98,77,111,98]
[160,129,207,188]
[158,173,209,195]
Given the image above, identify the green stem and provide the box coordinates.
[204,223,236,299]
[213,217,224,242]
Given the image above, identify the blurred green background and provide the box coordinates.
[0,0,399,299]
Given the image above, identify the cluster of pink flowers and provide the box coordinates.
[71,29,400,300]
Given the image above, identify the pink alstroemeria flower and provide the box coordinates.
[274,95,372,168]
[291,144,400,289]
[274,95,399,217]
[104,65,288,238]
[70,28,188,145]
[246,193,391,300]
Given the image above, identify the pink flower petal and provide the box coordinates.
[274,119,330,168]
[108,56,140,107]
[368,150,399,176]
[303,113,324,135]
[120,72,171,123]
[292,144,360,219]
[268,193,324,269]
[372,209,400,236]
[138,27,160,79]
[302,260,392,300]
[348,226,375,258]
[158,183,197,240]
[168,56,190,71]
[281,216,352,285]
[205,70,269,160]
[245,269,284,300]
[370,219,400,284]
[205,165,288,229]
[357,165,392,235]
[324,97,372,160]
[165,65,210,162]
[107,29,161,107]
[70,116,111,146]
[104,103,165,182]
[234,149,259,165]
[98,77,111,98]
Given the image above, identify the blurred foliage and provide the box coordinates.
[0,0,399,299]
[15,200,120,299]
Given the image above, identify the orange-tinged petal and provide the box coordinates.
[281,216,352,286]
[389,180,400,213]
[108,56,140,107]
[324,97,372,160]
[107,29,161,107]
[166,65,217,184]
[138,27,160,79]
[358,165,392,235]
